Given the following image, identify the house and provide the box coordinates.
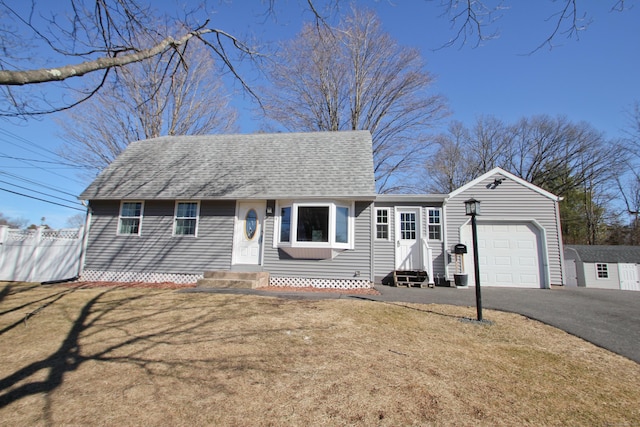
[79,131,377,287]
[79,131,565,289]
[564,245,640,291]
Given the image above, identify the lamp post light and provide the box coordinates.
[464,198,483,321]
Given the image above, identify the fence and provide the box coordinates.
[0,225,85,282]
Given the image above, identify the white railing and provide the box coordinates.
[0,225,84,282]
[421,238,435,285]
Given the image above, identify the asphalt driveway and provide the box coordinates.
[367,285,640,364]
[187,285,640,363]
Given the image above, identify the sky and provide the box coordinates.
[1,0,639,228]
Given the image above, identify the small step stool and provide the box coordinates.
[392,270,431,288]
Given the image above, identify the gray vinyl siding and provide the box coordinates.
[446,177,564,286]
[373,202,446,283]
[581,262,620,289]
[86,200,234,274]
[262,202,373,281]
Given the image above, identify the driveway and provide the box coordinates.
[185,285,640,364]
[367,285,640,364]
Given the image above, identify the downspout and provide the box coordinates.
[442,197,449,284]
[370,200,376,285]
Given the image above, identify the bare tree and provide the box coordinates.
[426,115,620,244]
[0,1,259,118]
[260,7,448,192]
[438,0,629,52]
[55,45,238,174]
[426,117,513,192]
[0,1,631,119]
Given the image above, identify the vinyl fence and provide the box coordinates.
[0,225,85,282]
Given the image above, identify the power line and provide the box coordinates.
[0,179,83,206]
[0,170,80,198]
[0,187,86,212]
[0,153,92,169]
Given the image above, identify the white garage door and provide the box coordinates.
[464,222,544,288]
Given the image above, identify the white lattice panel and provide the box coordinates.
[269,276,371,289]
[80,270,202,284]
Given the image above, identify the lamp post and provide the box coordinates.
[464,198,483,321]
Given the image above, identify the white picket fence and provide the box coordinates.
[0,225,85,282]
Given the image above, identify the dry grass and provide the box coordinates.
[0,282,638,426]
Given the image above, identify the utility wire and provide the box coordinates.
[0,153,92,169]
[0,187,85,212]
[0,179,83,206]
[0,170,80,198]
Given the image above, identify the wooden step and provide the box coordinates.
[392,270,431,288]
[197,271,270,289]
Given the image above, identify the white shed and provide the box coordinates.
[564,245,640,291]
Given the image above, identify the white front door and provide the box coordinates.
[619,263,640,291]
[233,201,265,265]
[395,207,421,270]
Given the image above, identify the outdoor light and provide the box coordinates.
[464,198,483,321]
[464,198,481,216]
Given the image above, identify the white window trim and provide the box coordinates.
[117,200,144,236]
[173,201,200,237]
[273,200,355,250]
[427,208,442,241]
[375,208,390,241]
[596,263,609,279]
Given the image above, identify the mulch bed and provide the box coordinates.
[61,281,380,295]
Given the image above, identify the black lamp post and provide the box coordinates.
[464,198,483,321]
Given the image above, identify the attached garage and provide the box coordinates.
[446,168,564,289]
[461,221,547,288]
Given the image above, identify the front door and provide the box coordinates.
[619,263,640,291]
[395,207,421,270]
[233,201,266,265]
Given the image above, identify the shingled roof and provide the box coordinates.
[565,245,640,263]
[79,131,376,200]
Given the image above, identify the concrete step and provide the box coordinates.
[197,271,270,289]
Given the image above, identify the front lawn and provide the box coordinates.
[0,283,638,426]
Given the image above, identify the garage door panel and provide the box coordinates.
[465,221,543,288]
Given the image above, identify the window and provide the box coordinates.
[280,206,291,242]
[400,212,417,240]
[335,206,349,244]
[428,208,442,240]
[297,206,329,242]
[276,201,353,249]
[376,208,389,240]
[118,201,143,235]
[596,263,609,279]
[174,201,199,236]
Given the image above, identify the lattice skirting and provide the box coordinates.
[269,276,372,289]
[79,270,202,284]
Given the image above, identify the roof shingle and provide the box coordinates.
[80,131,376,200]
[565,245,640,263]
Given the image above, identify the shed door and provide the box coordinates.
[619,263,640,291]
[395,208,421,270]
[463,222,544,288]
[233,201,265,265]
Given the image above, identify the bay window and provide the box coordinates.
[276,201,354,250]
